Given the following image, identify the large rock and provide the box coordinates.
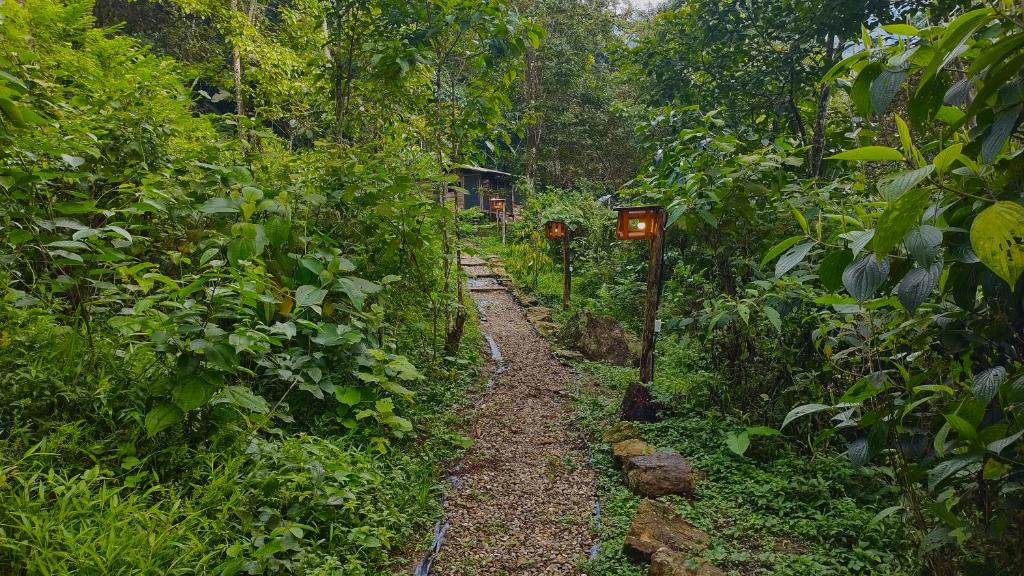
[624,453,698,498]
[624,499,710,562]
[603,421,643,444]
[650,548,726,576]
[561,310,636,366]
[612,439,656,467]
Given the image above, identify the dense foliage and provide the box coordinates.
[497,1,1024,574]
[3,0,1024,574]
[0,0,529,573]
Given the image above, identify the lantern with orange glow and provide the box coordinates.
[544,221,567,240]
[614,206,662,240]
[490,198,506,213]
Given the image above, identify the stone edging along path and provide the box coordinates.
[424,255,598,576]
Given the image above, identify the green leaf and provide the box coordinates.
[791,205,809,234]
[819,250,854,292]
[928,455,982,491]
[294,285,327,308]
[933,143,963,174]
[335,387,362,406]
[782,403,830,428]
[828,146,904,162]
[945,413,977,441]
[870,68,907,116]
[171,376,215,411]
[987,431,1023,455]
[897,263,941,313]
[905,225,942,266]
[869,505,903,526]
[841,377,888,404]
[882,24,919,36]
[775,242,814,277]
[218,386,269,414]
[763,306,781,333]
[981,104,1021,163]
[843,255,890,301]
[876,166,933,201]
[61,154,85,168]
[847,437,871,466]
[970,201,1024,289]
[726,431,750,456]
[145,404,183,437]
[200,198,240,214]
[874,188,931,257]
[760,235,804,269]
[851,62,883,117]
[973,366,1005,406]
[0,97,27,128]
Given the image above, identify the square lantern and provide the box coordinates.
[614,206,662,240]
[544,221,567,240]
[490,198,506,213]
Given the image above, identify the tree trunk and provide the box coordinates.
[524,45,541,186]
[808,32,836,177]
[230,0,244,119]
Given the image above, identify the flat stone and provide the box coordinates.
[602,421,642,444]
[526,306,553,324]
[553,349,584,361]
[612,439,656,467]
[624,499,710,563]
[650,548,726,576]
[624,453,697,498]
[535,321,559,337]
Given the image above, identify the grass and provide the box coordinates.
[572,357,920,576]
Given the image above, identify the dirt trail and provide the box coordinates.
[429,256,596,575]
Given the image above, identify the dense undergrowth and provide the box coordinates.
[0,0,513,573]
[490,2,1024,573]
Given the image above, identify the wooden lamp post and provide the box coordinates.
[614,205,666,422]
[544,221,570,309]
[491,198,507,245]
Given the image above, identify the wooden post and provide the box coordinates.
[621,209,665,422]
[561,232,571,310]
[501,210,506,245]
[639,210,666,382]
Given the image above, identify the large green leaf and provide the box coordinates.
[760,235,804,269]
[819,250,854,292]
[218,386,270,414]
[973,367,1006,406]
[726,431,750,456]
[843,255,890,301]
[870,68,907,116]
[294,284,328,307]
[828,146,904,162]
[905,225,942,266]
[970,201,1024,289]
[897,263,941,313]
[781,403,830,428]
[171,376,215,411]
[981,104,1021,163]
[145,404,184,437]
[874,188,932,258]
[876,166,934,200]
[775,242,814,277]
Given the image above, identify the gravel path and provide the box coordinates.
[429,256,596,576]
